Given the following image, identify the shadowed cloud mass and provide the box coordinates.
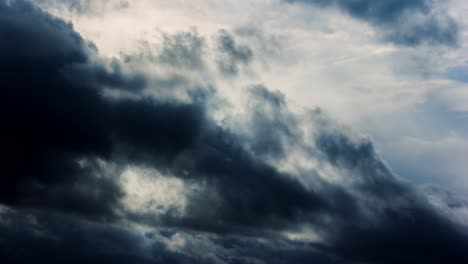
[284,0,459,46]
[1,1,468,263]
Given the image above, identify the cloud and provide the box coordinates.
[0,0,203,220]
[157,30,206,69]
[216,29,254,75]
[423,185,468,226]
[0,207,193,264]
[284,0,459,46]
[1,1,468,263]
[0,205,341,264]
[36,0,130,14]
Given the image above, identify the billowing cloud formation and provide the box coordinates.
[285,0,459,46]
[0,0,200,220]
[1,1,468,263]
[216,29,254,75]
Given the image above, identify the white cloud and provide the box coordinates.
[120,166,188,215]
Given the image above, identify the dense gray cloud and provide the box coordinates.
[0,207,195,264]
[1,1,468,263]
[0,206,340,264]
[285,0,459,46]
[216,29,254,75]
[158,31,206,69]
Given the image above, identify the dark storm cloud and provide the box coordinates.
[124,88,332,233]
[216,29,254,75]
[0,0,327,231]
[0,208,196,264]
[0,0,202,219]
[0,0,114,219]
[313,129,468,263]
[0,206,340,264]
[131,86,468,262]
[155,126,329,233]
[315,130,409,199]
[285,0,459,46]
[91,59,147,91]
[322,206,468,263]
[1,1,468,263]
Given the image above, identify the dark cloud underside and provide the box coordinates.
[285,0,459,46]
[1,1,468,263]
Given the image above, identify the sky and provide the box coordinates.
[1,0,468,263]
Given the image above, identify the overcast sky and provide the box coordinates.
[37,0,468,191]
[1,0,468,263]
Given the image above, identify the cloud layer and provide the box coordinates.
[285,0,459,46]
[1,1,468,263]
